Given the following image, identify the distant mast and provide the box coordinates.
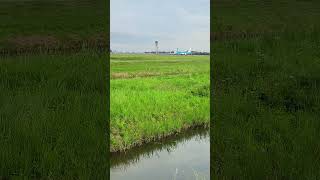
[155,41,159,54]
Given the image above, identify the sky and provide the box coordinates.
[111,0,210,52]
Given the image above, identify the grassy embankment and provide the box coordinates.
[211,0,320,179]
[0,52,109,178]
[110,54,210,152]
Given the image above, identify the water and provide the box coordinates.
[110,129,210,180]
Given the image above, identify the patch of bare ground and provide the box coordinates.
[211,30,275,41]
[1,33,108,56]
[7,35,59,48]
[111,71,190,79]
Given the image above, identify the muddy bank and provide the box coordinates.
[211,30,276,41]
[0,33,109,56]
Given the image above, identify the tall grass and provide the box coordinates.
[0,0,107,40]
[0,51,108,178]
[0,0,108,54]
[110,55,210,152]
[212,0,320,33]
[211,30,320,179]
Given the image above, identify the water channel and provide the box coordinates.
[110,128,210,180]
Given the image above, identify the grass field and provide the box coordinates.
[110,54,210,152]
[211,26,320,179]
[0,52,108,178]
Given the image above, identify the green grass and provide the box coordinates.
[212,0,320,33]
[212,0,320,178]
[0,0,108,52]
[0,0,106,38]
[211,30,320,179]
[0,1,109,177]
[0,52,108,178]
[110,54,210,152]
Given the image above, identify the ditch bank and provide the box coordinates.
[110,127,209,179]
[110,123,209,153]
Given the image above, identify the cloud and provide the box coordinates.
[111,0,209,52]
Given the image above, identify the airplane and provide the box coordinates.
[173,48,193,55]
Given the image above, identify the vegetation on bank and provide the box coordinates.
[110,55,210,152]
[111,128,208,168]
[0,52,108,178]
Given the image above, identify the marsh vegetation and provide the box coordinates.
[110,54,210,152]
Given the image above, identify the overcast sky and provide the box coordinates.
[111,0,209,52]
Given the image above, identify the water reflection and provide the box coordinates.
[110,128,209,180]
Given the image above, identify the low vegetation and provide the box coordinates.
[110,54,210,152]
